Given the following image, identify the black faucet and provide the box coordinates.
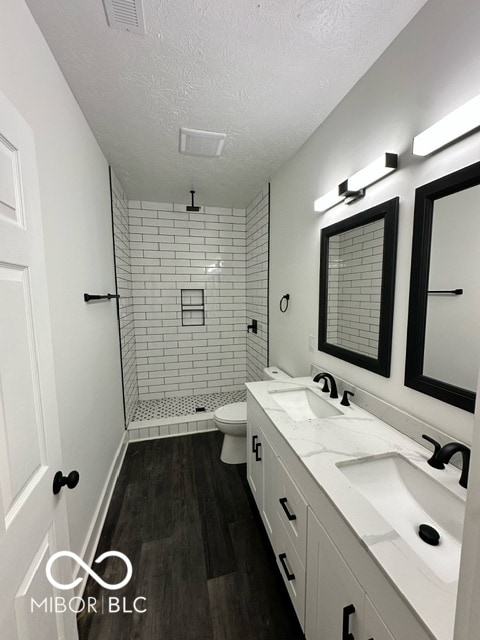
[422,435,445,469]
[341,390,355,407]
[437,442,471,489]
[422,435,470,488]
[313,373,338,399]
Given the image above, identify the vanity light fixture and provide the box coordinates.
[314,153,398,212]
[413,93,480,156]
[313,187,344,213]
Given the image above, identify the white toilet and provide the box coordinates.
[214,366,291,464]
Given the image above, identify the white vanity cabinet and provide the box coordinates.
[271,458,308,560]
[246,414,265,510]
[306,509,394,640]
[246,391,436,640]
[246,402,276,534]
[247,395,308,555]
[247,397,307,626]
[271,509,306,625]
[268,458,308,624]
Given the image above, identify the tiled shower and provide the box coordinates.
[111,171,270,437]
[111,171,139,424]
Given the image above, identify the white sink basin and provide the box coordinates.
[337,454,465,583]
[269,387,343,421]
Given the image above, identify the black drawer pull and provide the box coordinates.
[255,442,262,461]
[342,604,355,640]
[278,553,295,581]
[279,497,297,521]
[252,435,258,453]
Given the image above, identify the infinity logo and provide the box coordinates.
[46,551,133,591]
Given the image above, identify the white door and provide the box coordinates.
[0,92,77,640]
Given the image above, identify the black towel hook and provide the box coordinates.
[84,293,119,302]
[280,294,290,313]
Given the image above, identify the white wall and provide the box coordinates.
[0,0,125,556]
[270,0,480,444]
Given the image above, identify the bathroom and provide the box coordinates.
[1,0,480,639]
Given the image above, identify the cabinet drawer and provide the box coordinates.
[274,458,308,563]
[273,511,306,629]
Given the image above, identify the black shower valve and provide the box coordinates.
[247,319,258,334]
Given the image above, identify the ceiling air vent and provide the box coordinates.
[179,128,226,158]
[103,0,146,35]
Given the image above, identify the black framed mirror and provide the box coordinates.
[405,161,480,413]
[318,197,399,377]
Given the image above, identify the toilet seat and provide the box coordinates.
[214,402,246,424]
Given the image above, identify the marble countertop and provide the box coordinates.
[246,377,465,640]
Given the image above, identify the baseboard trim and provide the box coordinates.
[74,430,128,597]
[128,426,217,443]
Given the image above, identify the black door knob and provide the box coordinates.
[53,470,80,495]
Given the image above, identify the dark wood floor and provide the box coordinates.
[77,431,305,640]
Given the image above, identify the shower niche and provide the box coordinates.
[181,288,205,326]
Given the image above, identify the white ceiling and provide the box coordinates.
[26,0,428,208]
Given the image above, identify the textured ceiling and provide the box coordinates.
[26,0,428,208]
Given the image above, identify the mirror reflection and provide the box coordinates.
[326,217,384,359]
[405,161,480,412]
[423,184,480,391]
[318,198,399,377]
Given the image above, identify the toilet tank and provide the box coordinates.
[263,366,292,381]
